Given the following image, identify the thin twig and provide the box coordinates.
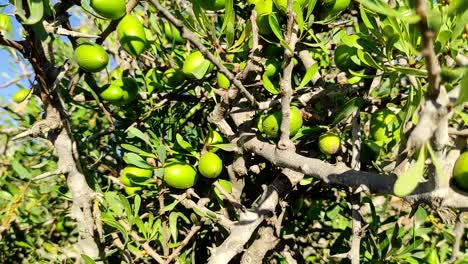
[164,224,202,264]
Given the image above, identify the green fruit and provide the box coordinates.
[100,77,139,105]
[214,179,233,199]
[369,109,400,142]
[254,0,274,35]
[265,59,281,77]
[117,15,147,57]
[217,72,230,89]
[163,68,185,88]
[262,106,303,138]
[90,0,126,20]
[319,133,341,155]
[453,151,468,191]
[12,89,30,103]
[206,130,224,152]
[124,186,142,196]
[0,14,12,34]
[320,0,351,18]
[164,22,183,43]
[196,0,226,11]
[164,162,198,189]
[334,45,363,72]
[198,152,223,178]
[182,51,212,79]
[273,0,308,13]
[74,43,109,72]
[120,166,153,187]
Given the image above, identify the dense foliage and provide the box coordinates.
[0,0,467,263]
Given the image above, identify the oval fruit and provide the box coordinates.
[254,0,274,35]
[262,106,303,138]
[100,77,139,105]
[120,166,153,187]
[196,0,225,11]
[198,152,223,178]
[117,15,147,57]
[0,14,12,34]
[90,0,126,20]
[164,22,183,43]
[265,59,281,77]
[182,51,212,79]
[164,162,198,189]
[319,133,341,155]
[453,151,468,191]
[217,72,230,89]
[206,130,224,152]
[163,68,185,88]
[334,45,363,72]
[74,43,109,72]
[12,88,30,103]
[370,109,400,142]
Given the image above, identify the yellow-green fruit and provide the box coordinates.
[124,186,142,196]
[254,0,274,35]
[453,151,468,191]
[334,45,363,72]
[182,51,212,79]
[319,133,341,155]
[164,22,183,43]
[262,106,303,138]
[12,89,29,103]
[100,77,138,105]
[214,179,233,199]
[0,14,12,34]
[206,130,224,152]
[198,152,223,178]
[196,0,226,11]
[217,72,230,89]
[120,166,153,187]
[320,0,351,18]
[163,68,185,88]
[369,109,400,142]
[273,0,308,13]
[164,162,198,189]
[117,15,147,57]
[265,59,281,77]
[90,0,126,20]
[74,43,109,72]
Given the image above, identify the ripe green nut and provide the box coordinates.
[206,130,224,152]
[182,51,212,79]
[0,14,12,34]
[319,133,341,155]
[164,22,183,43]
[118,15,147,57]
[262,106,303,138]
[195,0,226,11]
[163,68,185,88]
[164,162,198,189]
[90,0,126,20]
[12,89,30,103]
[74,43,109,72]
[120,166,153,187]
[265,59,281,77]
[124,186,142,196]
[452,151,468,191]
[369,109,400,142]
[217,72,230,89]
[100,77,139,105]
[334,45,363,72]
[198,152,223,178]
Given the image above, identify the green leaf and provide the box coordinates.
[127,127,150,145]
[386,34,400,59]
[12,160,32,179]
[221,0,235,47]
[133,195,141,217]
[356,0,400,17]
[332,97,365,126]
[121,144,156,158]
[426,143,445,185]
[80,255,96,264]
[391,66,428,77]
[160,199,179,212]
[262,74,280,95]
[134,215,147,239]
[455,69,468,106]
[268,13,283,42]
[101,213,129,243]
[119,194,133,224]
[394,145,426,197]
[124,153,152,169]
[357,49,383,70]
[360,6,376,30]
[169,212,190,242]
[176,134,194,153]
[297,63,318,89]
[15,0,43,25]
[340,30,361,48]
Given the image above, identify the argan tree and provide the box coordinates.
[0,0,467,263]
